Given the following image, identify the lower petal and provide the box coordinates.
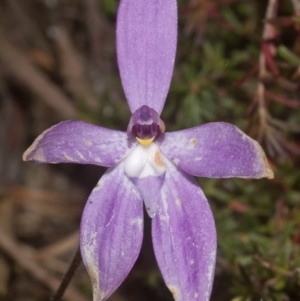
[152,161,216,301]
[80,163,144,301]
[130,175,165,218]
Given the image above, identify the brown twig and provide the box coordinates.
[6,0,49,49]
[54,26,99,111]
[0,192,14,295]
[10,184,84,221]
[253,255,298,277]
[83,0,125,108]
[0,32,77,118]
[0,227,89,301]
[85,0,102,66]
[36,231,79,259]
[257,0,278,141]
[291,0,300,15]
[261,42,279,77]
[265,90,300,108]
[233,65,258,88]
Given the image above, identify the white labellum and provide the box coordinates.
[124,143,166,178]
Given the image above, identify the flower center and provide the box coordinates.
[127,105,165,146]
[123,143,166,178]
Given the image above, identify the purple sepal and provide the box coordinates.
[117,0,177,114]
[130,174,165,218]
[80,164,144,301]
[152,160,216,301]
[23,120,136,167]
[157,122,274,179]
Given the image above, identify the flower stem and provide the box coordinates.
[49,247,82,301]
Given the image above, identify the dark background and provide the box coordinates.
[0,0,300,300]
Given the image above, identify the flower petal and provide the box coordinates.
[130,175,165,218]
[80,163,144,301]
[152,160,216,301]
[117,0,177,114]
[157,122,274,179]
[23,120,136,167]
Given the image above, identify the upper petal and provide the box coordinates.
[157,122,274,179]
[152,160,216,301]
[80,163,144,301]
[23,120,136,167]
[117,0,177,114]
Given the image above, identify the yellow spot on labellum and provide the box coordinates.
[154,150,166,168]
[136,137,155,147]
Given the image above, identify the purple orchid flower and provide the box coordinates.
[23,1,273,301]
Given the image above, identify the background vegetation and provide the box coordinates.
[0,0,299,300]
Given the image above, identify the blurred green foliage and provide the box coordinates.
[97,0,300,300]
[173,1,300,300]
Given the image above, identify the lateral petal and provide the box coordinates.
[23,120,136,167]
[117,0,177,114]
[80,163,144,301]
[157,122,274,179]
[152,161,216,301]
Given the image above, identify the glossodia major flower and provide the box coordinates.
[23,1,274,301]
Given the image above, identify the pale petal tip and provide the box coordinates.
[261,158,274,180]
[22,124,56,162]
[255,141,274,179]
[22,149,30,161]
[88,271,102,301]
[91,279,106,301]
[22,134,46,162]
[168,285,180,301]
[22,143,38,162]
